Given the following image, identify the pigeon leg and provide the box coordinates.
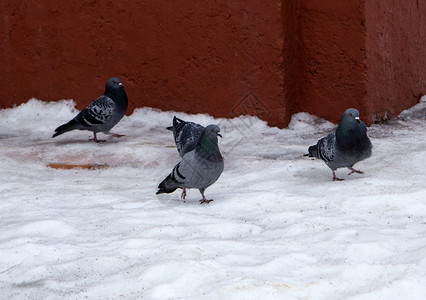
[89,132,106,143]
[199,190,213,204]
[348,167,364,175]
[200,196,213,204]
[332,171,344,181]
[181,188,187,200]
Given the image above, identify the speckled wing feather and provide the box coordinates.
[76,95,114,127]
[316,132,335,163]
[171,117,205,157]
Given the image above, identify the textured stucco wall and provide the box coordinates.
[292,0,425,124]
[0,1,285,125]
[365,0,425,122]
[291,0,368,123]
[0,1,425,127]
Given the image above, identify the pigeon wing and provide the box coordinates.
[77,96,114,127]
[172,117,204,157]
[317,132,335,163]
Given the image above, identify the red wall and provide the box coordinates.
[365,0,425,122]
[0,1,424,127]
[290,0,368,122]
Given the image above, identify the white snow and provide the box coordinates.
[0,97,425,299]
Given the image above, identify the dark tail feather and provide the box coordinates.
[173,116,186,129]
[307,145,318,158]
[166,116,183,131]
[174,116,185,124]
[156,174,178,194]
[52,119,80,138]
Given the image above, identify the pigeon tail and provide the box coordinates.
[156,174,178,194]
[308,145,318,158]
[52,118,81,138]
[165,116,181,131]
[173,116,185,125]
[171,116,187,132]
[166,116,180,132]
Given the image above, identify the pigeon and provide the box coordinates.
[307,108,372,181]
[157,124,224,204]
[166,116,205,157]
[52,77,128,142]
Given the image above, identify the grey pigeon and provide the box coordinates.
[166,116,205,157]
[52,77,128,142]
[307,108,372,181]
[157,124,224,204]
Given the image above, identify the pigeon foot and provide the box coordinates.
[348,167,364,175]
[89,138,106,143]
[108,133,125,138]
[199,193,213,204]
[333,171,344,181]
[89,133,106,143]
[181,188,187,200]
[200,199,213,204]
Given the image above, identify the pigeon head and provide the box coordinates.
[337,108,367,140]
[204,125,222,140]
[104,77,128,108]
[342,108,361,123]
[106,77,123,90]
[196,125,223,161]
[197,125,222,151]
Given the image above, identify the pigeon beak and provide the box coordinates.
[119,82,123,87]
[217,133,222,138]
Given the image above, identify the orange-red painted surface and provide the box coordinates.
[46,163,109,170]
[365,0,425,122]
[0,1,424,127]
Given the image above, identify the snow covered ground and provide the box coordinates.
[0,97,425,299]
